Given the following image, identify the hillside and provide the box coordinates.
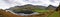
[0,4,59,17]
[0,9,59,17]
[0,9,23,17]
[46,5,57,10]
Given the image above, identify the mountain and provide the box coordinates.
[46,5,57,10]
[5,4,47,14]
[6,4,47,10]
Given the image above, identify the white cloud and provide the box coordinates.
[0,0,18,9]
[50,0,59,7]
[0,0,60,9]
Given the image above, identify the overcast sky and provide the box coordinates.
[0,0,60,9]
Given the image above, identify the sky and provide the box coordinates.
[0,0,60,9]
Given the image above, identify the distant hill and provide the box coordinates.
[46,5,57,10]
[6,4,47,10]
[6,4,58,11]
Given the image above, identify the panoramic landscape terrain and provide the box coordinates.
[0,4,60,17]
[0,0,60,17]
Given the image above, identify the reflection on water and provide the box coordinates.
[6,10,40,16]
[16,12,40,16]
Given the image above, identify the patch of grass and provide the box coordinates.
[33,9,59,17]
[48,12,59,17]
[33,9,48,13]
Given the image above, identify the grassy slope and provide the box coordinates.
[33,9,59,17]
[33,9,48,13]
[48,12,59,17]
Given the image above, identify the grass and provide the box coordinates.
[33,9,59,17]
[48,12,59,17]
[0,9,59,17]
[33,9,48,13]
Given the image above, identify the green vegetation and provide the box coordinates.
[32,8,59,17]
[7,4,59,17]
[33,9,59,17]
[48,12,59,17]
[32,8,48,13]
[33,9,48,13]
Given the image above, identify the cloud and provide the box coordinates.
[10,0,51,6]
[0,0,18,9]
[50,0,59,7]
[0,0,60,9]
[7,0,59,6]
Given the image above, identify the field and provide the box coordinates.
[48,11,59,17]
[33,9,59,17]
